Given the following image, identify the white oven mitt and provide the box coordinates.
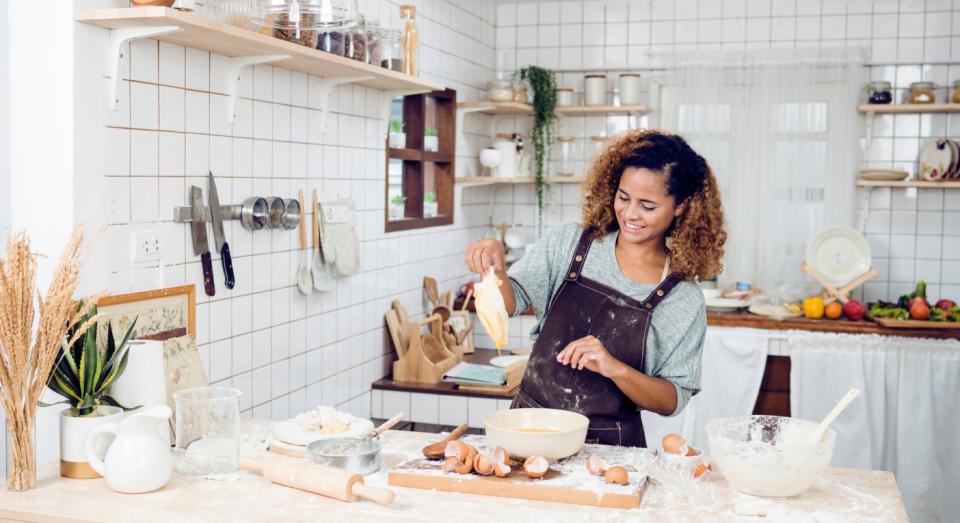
[319,198,357,277]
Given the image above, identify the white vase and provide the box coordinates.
[109,340,170,445]
[389,203,405,219]
[424,135,439,152]
[423,202,438,218]
[60,406,124,479]
[389,132,406,149]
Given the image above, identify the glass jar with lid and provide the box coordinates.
[512,80,528,103]
[379,29,402,71]
[584,74,607,106]
[556,88,574,107]
[557,136,576,176]
[365,20,382,66]
[865,81,892,104]
[908,82,936,104]
[252,0,358,47]
[487,79,514,102]
[952,80,960,104]
[343,15,369,61]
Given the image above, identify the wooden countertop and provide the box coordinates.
[455,297,960,339]
[372,349,517,399]
[0,428,909,522]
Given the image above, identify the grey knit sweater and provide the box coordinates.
[507,222,706,416]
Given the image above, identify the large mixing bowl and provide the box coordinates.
[706,415,835,498]
[484,408,589,460]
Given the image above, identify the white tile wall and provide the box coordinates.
[489,0,960,302]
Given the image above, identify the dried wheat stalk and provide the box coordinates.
[0,229,99,491]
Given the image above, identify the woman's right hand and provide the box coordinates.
[464,239,506,275]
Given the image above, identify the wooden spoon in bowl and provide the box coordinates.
[422,423,469,460]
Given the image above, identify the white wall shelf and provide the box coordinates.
[456,101,652,117]
[856,179,960,188]
[857,103,960,114]
[455,176,585,186]
[74,7,444,94]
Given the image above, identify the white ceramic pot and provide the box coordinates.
[619,73,641,105]
[423,201,438,218]
[389,202,405,219]
[584,75,607,106]
[109,340,170,445]
[86,405,173,494]
[389,132,406,149]
[424,135,439,152]
[60,406,124,479]
[556,88,574,107]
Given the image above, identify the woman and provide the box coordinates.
[464,130,726,447]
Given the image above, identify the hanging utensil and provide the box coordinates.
[296,190,313,296]
[207,171,234,289]
[312,190,335,292]
[190,186,215,296]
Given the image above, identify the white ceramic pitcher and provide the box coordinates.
[85,405,173,494]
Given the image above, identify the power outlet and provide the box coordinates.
[132,230,161,264]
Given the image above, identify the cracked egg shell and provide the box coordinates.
[445,440,470,462]
[604,466,629,485]
[493,461,511,478]
[586,454,608,476]
[492,447,510,465]
[693,462,712,480]
[442,457,462,474]
[474,453,495,476]
[523,455,548,479]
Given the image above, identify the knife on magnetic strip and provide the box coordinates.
[207,171,235,289]
[190,185,216,296]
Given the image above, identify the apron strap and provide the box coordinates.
[642,273,682,310]
[563,228,596,281]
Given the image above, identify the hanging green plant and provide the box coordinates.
[516,66,557,231]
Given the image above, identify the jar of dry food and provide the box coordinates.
[343,15,368,62]
[952,80,960,104]
[379,29,402,71]
[908,82,936,104]
[618,73,641,105]
[584,74,607,106]
[556,87,574,107]
[487,79,514,102]
[865,81,892,104]
[365,21,382,66]
[513,80,528,103]
[557,136,576,176]
[252,0,325,48]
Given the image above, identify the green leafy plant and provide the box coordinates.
[44,304,137,416]
[390,119,405,133]
[424,191,436,204]
[516,66,558,231]
[390,195,407,205]
[424,127,437,137]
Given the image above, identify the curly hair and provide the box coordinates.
[580,129,726,281]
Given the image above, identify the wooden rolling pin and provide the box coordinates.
[239,457,396,505]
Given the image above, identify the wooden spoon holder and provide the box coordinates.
[392,314,458,384]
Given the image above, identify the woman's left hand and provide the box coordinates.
[556,336,626,379]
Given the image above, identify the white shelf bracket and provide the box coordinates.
[455,106,488,150]
[108,26,182,109]
[864,109,875,155]
[378,88,426,128]
[319,76,377,134]
[225,55,291,124]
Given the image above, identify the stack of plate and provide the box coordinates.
[857,168,908,181]
[919,139,960,181]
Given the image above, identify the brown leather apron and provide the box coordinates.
[511,229,681,447]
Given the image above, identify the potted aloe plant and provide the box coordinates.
[45,304,137,479]
[389,119,406,149]
[424,127,439,152]
[389,194,407,219]
[423,191,438,218]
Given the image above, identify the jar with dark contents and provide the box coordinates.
[365,21,382,66]
[379,29,403,72]
[272,12,319,48]
[908,82,936,104]
[866,81,892,104]
[343,15,368,62]
[317,30,345,55]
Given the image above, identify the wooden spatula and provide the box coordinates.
[421,423,468,460]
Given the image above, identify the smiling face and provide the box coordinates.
[614,166,686,245]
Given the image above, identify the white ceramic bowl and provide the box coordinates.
[658,447,704,472]
[701,288,722,300]
[706,415,835,498]
[484,408,589,460]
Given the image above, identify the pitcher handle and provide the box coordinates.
[85,423,118,477]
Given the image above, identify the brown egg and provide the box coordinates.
[693,462,712,480]
[473,453,495,476]
[604,465,629,485]
[493,461,511,477]
[662,433,691,456]
[586,454,607,476]
[442,456,461,474]
[523,455,548,479]
[445,440,470,462]
[454,456,474,475]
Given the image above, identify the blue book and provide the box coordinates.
[442,362,506,386]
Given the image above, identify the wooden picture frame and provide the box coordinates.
[97,284,196,340]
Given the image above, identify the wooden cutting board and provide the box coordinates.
[870,317,960,329]
[388,451,648,509]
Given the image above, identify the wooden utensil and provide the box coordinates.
[461,289,474,311]
[296,190,313,295]
[806,388,861,444]
[240,457,395,505]
[421,423,468,460]
[423,277,440,308]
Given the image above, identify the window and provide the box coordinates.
[384,88,456,232]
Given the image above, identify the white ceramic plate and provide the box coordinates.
[490,355,529,367]
[919,139,953,181]
[272,417,374,447]
[748,303,802,319]
[705,298,749,312]
[804,226,872,288]
[857,168,909,181]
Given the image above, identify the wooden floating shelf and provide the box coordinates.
[75,7,444,93]
[456,101,651,116]
[456,176,586,186]
[856,179,960,188]
[858,103,960,114]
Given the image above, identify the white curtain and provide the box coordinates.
[790,331,960,523]
[658,49,865,290]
